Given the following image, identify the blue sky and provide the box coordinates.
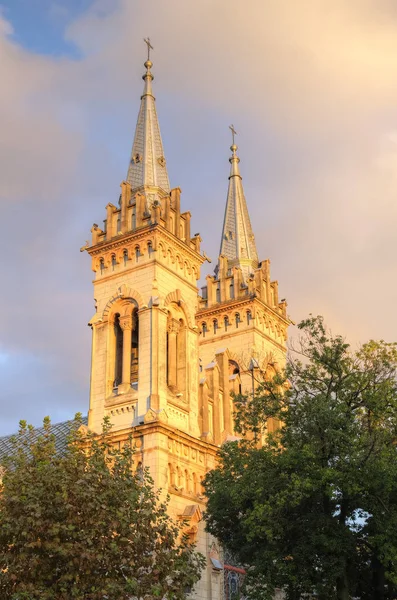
[1,0,397,435]
[1,0,93,56]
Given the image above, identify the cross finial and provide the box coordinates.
[229,124,237,145]
[144,37,153,61]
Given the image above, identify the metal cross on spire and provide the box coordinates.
[229,124,237,145]
[144,37,153,61]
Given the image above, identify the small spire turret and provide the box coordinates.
[219,127,258,281]
[126,38,170,196]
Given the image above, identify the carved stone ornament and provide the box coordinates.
[167,318,180,335]
[119,315,135,331]
[131,152,142,164]
[157,156,166,167]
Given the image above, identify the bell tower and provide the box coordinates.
[196,130,289,439]
[86,49,205,435]
[82,46,289,600]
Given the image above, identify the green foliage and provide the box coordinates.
[0,414,204,599]
[204,316,397,600]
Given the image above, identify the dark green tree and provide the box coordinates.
[204,316,397,600]
[0,415,205,600]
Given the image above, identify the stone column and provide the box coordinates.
[167,318,179,390]
[200,383,210,440]
[119,314,134,393]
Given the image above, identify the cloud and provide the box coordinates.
[0,0,397,433]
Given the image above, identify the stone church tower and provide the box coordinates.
[84,50,289,599]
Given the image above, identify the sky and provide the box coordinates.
[0,0,396,435]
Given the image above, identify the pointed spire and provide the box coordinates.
[219,127,258,281]
[126,39,170,196]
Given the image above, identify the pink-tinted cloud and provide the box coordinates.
[1,0,396,433]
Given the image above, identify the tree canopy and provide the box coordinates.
[0,416,204,600]
[204,316,397,600]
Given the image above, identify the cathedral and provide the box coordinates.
[82,45,289,599]
[0,45,289,600]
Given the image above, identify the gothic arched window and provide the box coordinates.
[123,250,128,266]
[99,258,105,274]
[247,310,252,325]
[111,254,117,271]
[130,308,139,386]
[110,304,140,395]
[229,360,240,376]
[229,280,234,300]
[113,313,123,389]
[235,313,241,328]
[224,315,229,331]
[213,319,218,334]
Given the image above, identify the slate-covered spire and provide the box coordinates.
[219,127,258,280]
[126,39,170,196]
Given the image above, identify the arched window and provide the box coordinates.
[184,469,189,491]
[148,242,154,257]
[111,254,117,271]
[114,313,123,389]
[135,246,140,262]
[235,313,241,328]
[116,213,121,233]
[176,318,186,394]
[229,280,234,300]
[201,322,208,337]
[224,315,230,331]
[131,208,136,230]
[213,319,218,334]
[247,310,253,325]
[123,250,128,266]
[168,463,176,487]
[130,309,139,387]
[100,258,105,274]
[229,360,240,376]
[177,466,182,488]
[216,285,221,303]
[110,305,140,395]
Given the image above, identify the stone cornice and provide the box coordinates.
[196,295,289,326]
[87,223,205,266]
[105,421,219,457]
[199,324,287,353]
[92,259,200,295]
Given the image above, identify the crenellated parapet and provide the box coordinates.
[86,185,204,288]
[196,250,289,408]
[90,185,199,254]
[198,257,288,353]
[200,255,286,317]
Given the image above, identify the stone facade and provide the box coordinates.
[84,53,289,600]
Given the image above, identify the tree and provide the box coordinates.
[0,415,205,600]
[204,316,397,600]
